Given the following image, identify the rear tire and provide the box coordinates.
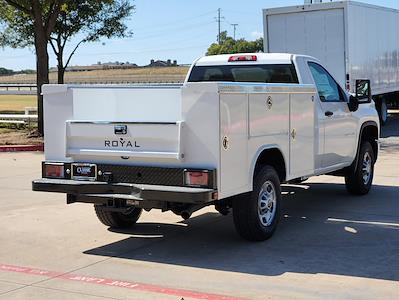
[232,166,281,241]
[378,98,388,126]
[94,205,142,228]
[345,141,375,195]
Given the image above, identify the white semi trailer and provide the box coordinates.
[263,0,399,124]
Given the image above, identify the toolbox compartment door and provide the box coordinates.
[219,93,249,198]
[289,93,315,177]
[66,121,183,161]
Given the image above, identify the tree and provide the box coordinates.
[0,0,134,134]
[49,1,134,84]
[0,0,65,135]
[0,67,14,76]
[207,31,263,56]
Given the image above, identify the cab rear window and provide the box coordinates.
[188,64,298,84]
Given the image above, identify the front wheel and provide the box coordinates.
[94,205,142,228]
[345,141,375,195]
[232,166,281,241]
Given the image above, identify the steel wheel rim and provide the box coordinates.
[362,152,372,185]
[258,181,277,226]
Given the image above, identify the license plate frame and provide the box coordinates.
[71,163,97,181]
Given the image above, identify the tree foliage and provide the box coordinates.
[0,1,134,84]
[0,67,14,75]
[0,0,66,135]
[207,31,263,55]
[51,0,134,83]
[0,1,134,134]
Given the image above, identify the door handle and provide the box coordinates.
[291,128,296,140]
[325,111,334,117]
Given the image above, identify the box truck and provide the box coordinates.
[263,0,399,124]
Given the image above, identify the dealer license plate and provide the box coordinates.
[71,163,97,181]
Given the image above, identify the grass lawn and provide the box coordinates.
[0,95,36,112]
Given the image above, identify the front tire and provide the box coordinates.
[94,205,142,228]
[232,166,281,241]
[345,141,375,195]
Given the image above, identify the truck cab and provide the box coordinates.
[33,53,379,241]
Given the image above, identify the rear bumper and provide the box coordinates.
[32,178,216,204]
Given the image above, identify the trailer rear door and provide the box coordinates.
[265,8,346,88]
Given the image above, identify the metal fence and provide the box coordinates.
[0,84,37,95]
[0,80,186,95]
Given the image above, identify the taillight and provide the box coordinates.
[44,163,65,179]
[228,55,257,62]
[184,170,209,187]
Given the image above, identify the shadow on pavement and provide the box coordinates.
[84,182,399,282]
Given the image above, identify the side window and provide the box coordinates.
[308,62,344,102]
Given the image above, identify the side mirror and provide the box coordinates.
[355,79,371,103]
[348,79,371,112]
[348,95,359,112]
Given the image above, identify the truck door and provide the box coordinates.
[308,62,357,168]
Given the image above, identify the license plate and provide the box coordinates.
[71,163,97,181]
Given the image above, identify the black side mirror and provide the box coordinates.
[348,79,371,112]
[348,95,359,112]
[355,79,371,103]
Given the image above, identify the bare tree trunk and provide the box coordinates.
[57,56,65,84]
[33,28,49,136]
[57,68,65,84]
[4,0,63,136]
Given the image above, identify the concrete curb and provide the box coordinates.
[0,144,44,152]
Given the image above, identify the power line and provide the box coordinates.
[128,21,215,42]
[69,44,210,57]
[132,10,217,31]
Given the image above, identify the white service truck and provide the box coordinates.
[263,0,399,125]
[33,53,379,241]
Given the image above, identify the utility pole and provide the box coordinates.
[231,23,238,40]
[217,8,222,44]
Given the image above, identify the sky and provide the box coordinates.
[1,0,399,71]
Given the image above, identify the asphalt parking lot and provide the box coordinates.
[0,114,398,300]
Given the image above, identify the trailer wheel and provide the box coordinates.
[232,165,281,241]
[94,205,142,228]
[378,98,388,126]
[345,141,375,195]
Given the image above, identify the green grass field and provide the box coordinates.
[0,95,36,112]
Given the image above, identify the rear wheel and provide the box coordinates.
[94,205,142,228]
[378,98,388,126]
[345,141,375,195]
[232,166,281,241]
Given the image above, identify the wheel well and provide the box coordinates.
[361,125,378,161]
[254,148,286,182]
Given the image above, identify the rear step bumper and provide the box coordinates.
[32,178,217,204]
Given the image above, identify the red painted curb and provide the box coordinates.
[0,144,44,152]
[0,263,245,300]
